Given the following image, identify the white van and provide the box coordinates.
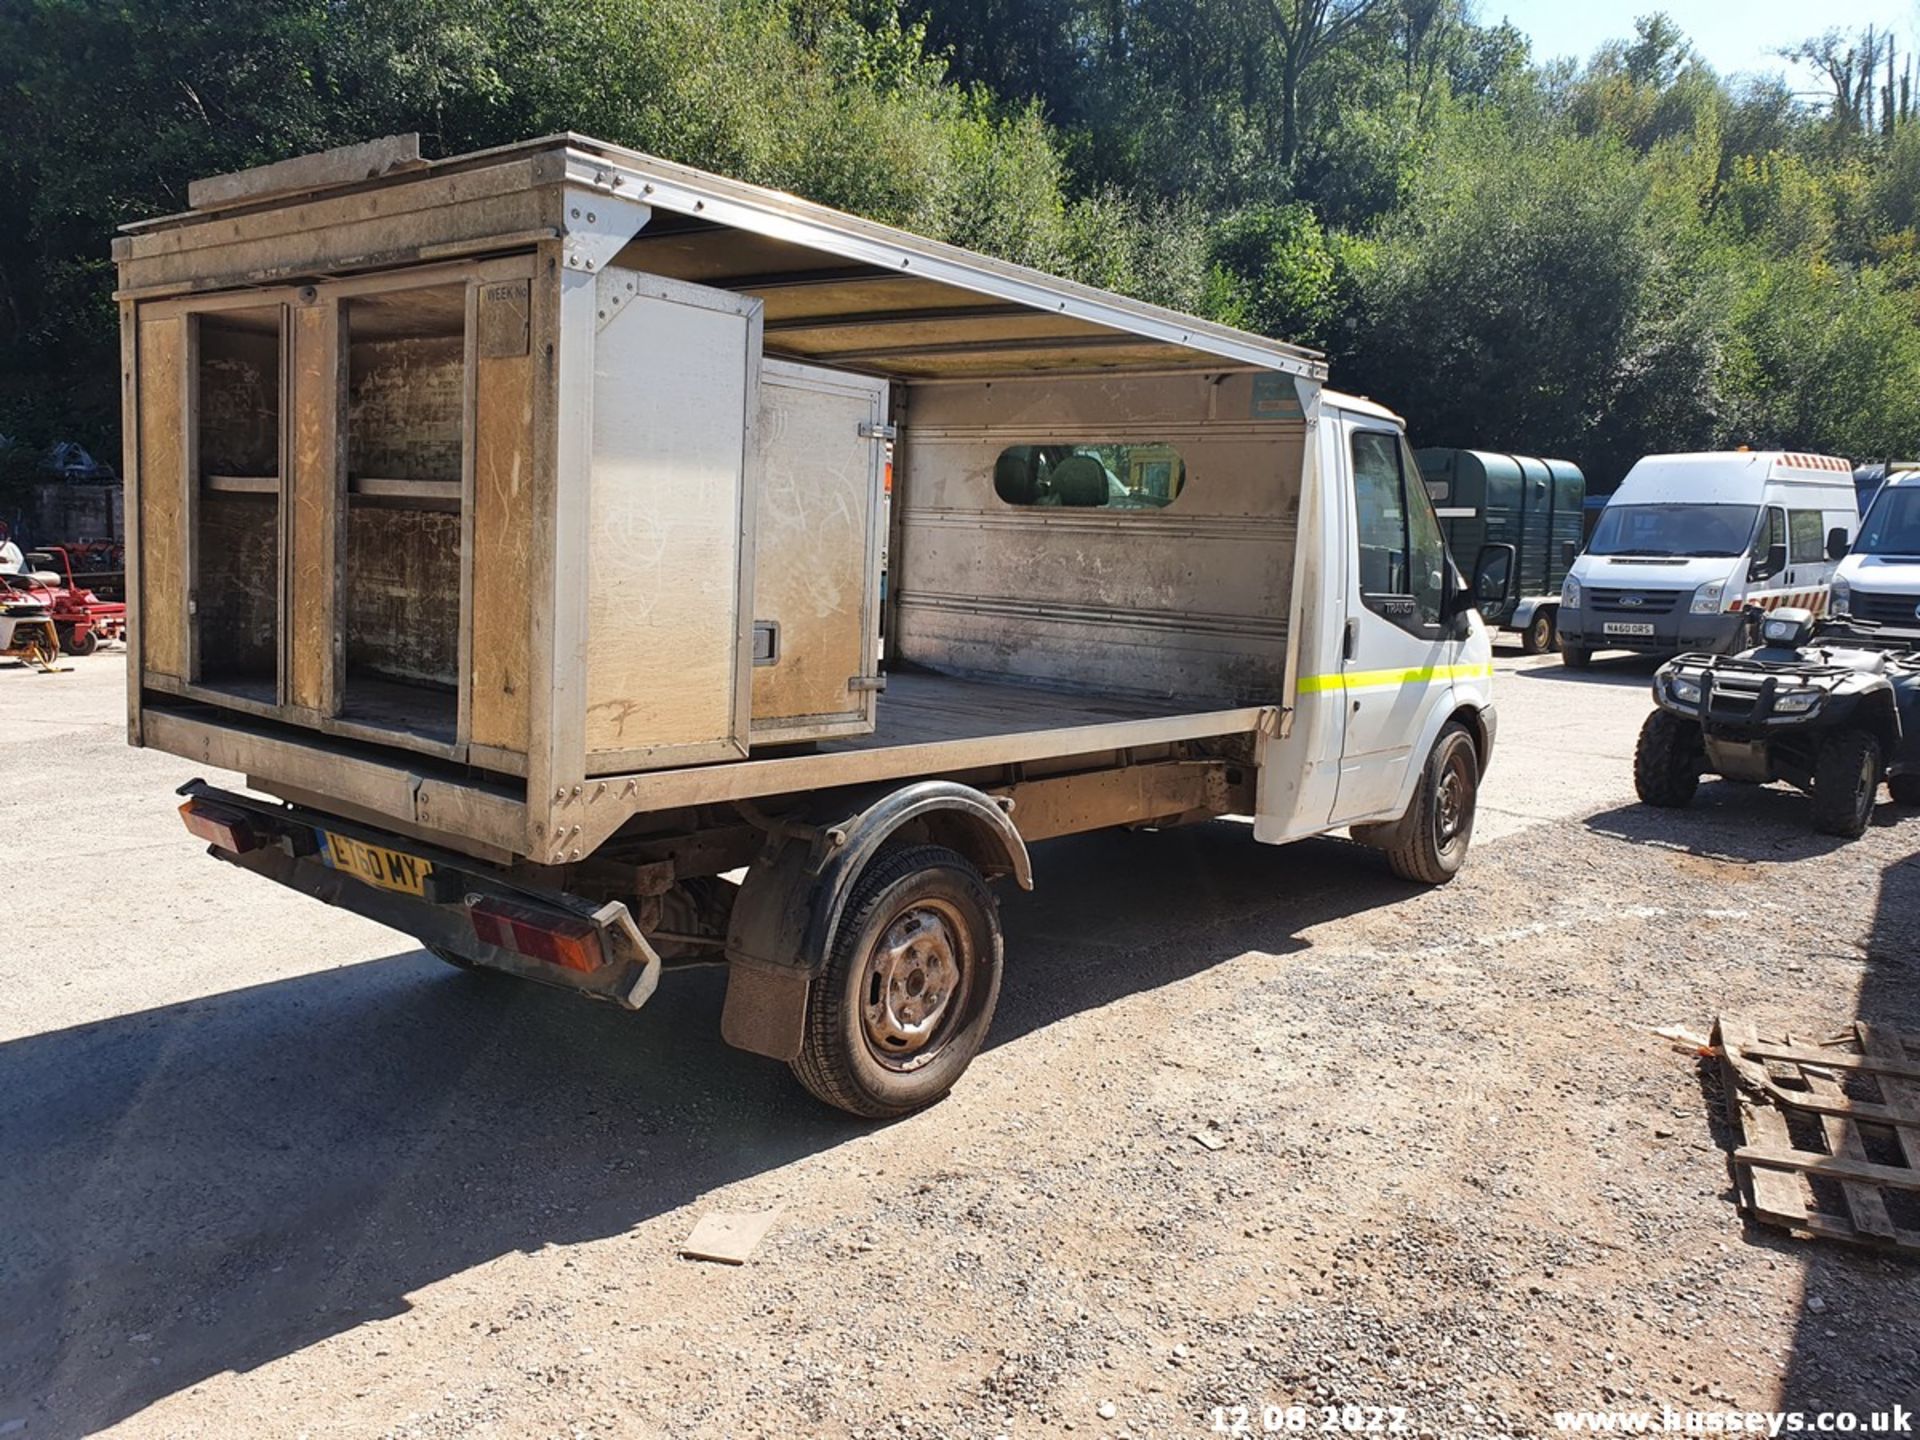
[1557,451,1856,667]
[1833,469,1920,628]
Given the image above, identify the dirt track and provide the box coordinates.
[2,650,1917,1439]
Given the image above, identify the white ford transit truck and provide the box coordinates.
[119,134,1496,1117]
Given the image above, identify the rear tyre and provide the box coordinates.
[1380,723,1479,886]
[792,844,1003,1119]
[427,943,480,970]
[1561,644,1591,670]
[1811,728,1881,839]
[1633,710,1703,808]
[1520,608,1558,655]
[1889,772,1920,806]
[61,624,98,657]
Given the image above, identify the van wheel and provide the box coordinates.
[1561,644,1591,669]
[1889,772,1920,806]
[792,844,1003,1119]
[1520,609,1557,655]
[1811,728,1881,838]
[1380,724,1478,885]
[1633,710,1702,808]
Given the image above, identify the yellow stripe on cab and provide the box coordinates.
[1296,661,1493,694]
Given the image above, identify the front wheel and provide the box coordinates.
[792,844,1004,1118]
[1811,728,1881,839]
[1634,710,1702,808]
[1520,608,1558,655]
[61,624,98,657]
[1889,772,1920,806]
[1561,643,1591,670]
[1380,723,1479,885]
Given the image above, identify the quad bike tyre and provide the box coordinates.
[1811,728,1881,839]
[1634,710,1703,808]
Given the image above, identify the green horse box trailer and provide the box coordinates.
[1418,448,1585,654]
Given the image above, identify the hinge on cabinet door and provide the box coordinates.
[858,421,898,441]
[848,674,888,693]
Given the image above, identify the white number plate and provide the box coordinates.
[1603,622,1656,636]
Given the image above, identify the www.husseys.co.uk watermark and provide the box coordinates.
[1553,1406,1913,1435]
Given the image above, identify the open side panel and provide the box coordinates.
[135,312,191,686]
[583,269,762,774]
[750,359,888,743]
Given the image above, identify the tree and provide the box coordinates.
[1264,0,1391,171]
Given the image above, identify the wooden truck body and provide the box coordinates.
[122,134,1496,1116]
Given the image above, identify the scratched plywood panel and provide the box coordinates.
[137,313,190,681]
[469,282,535,754]
[344,505,459,686]
[750,361,885,741]
[584,280,754,763]
[287,303,342,712]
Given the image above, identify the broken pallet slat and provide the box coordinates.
[1734,1145,1920,1194]
[1800,1060,1897,1239]
[1859,1023,1920,1171]
[1739,1041,1920,1082]
[1721,1018,1811,1225]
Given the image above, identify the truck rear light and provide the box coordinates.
[466,896,606,973]
[178,799,260,854]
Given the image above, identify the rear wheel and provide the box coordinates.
[1811,728,1881,838]
[1380,724,1479,885]
[792,844,1003,1118]
[1520,608,1558,655]
[1633,710,1703,808]
[61,624,97,657]
[1889,772,1920,806]
[1561,644,1591,670]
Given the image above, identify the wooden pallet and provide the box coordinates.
[1714,1016,1920,1254]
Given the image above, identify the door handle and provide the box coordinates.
[1343,617,1357,661]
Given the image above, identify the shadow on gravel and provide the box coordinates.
[1581,786,1903,864]
[1506,653,1663,689]
[1775,841,1920,1417]
[0,819,1408,1437]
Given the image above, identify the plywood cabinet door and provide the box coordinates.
[750,360,888,742]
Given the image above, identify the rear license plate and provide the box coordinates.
[320,830,433,896]
[1603,622,1656,636]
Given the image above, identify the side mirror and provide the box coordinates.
[1560,539,1578,567]
[1472,543,1516,611]
[1827,527,1850,561]
[1751,542,1787,581]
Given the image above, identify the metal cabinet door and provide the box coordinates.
[582,270,763,773]
[750,360,889,742]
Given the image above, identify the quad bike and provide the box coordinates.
[1635,608,1920,839]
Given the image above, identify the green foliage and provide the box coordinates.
[1,0,1917,482]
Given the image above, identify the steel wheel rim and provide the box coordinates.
[1532,614,1552,649]
[1856,751,1877,822]
[1434,746,1474,849]
[861,898,971,1072]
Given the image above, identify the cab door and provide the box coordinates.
[1332,420,1460,822]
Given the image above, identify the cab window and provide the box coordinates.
[1788,509,1826,564]
[1352,430,1445,633]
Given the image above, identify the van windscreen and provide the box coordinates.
[1855,485,1920,557]
[1586,504,1759,559]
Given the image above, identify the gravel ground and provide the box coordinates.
[2,648,1917,1439]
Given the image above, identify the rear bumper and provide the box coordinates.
[1559,607,1745,655]
[178,781,660,1008]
